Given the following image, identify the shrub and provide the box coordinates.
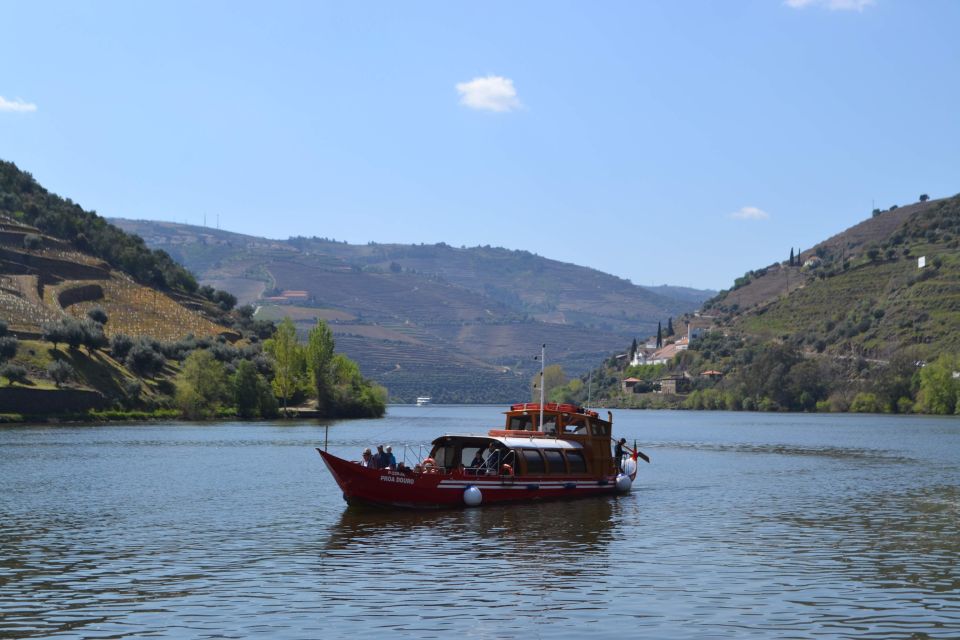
[23,233,42,251]
[0,364,29,385]
[849,392,884,413]
[110,334,134,360]
[47,360,74,387]
[87,306,108,325]
[126,341,166,377]
[0,336,18,362]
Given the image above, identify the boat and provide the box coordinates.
[316,402,646,509]
[415,396,431,406]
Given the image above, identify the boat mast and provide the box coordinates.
[539,343,545,430]
[586,369,592,409]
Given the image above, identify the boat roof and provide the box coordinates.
[432,434,584,450]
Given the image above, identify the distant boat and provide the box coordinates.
[416,396,431,406]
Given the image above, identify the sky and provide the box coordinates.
[1,0,958,290]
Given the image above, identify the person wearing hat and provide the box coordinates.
[385,445,397,470]
[360,448,374,468]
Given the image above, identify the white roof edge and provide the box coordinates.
[433,434,584,450]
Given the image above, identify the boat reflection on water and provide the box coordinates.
[323,497,623,577]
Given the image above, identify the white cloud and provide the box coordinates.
[456,75,522,113]
[785,0,875,11]
[0,96,37,113]
[730,206,770,220]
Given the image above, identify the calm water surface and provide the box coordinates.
[1,407,958,639]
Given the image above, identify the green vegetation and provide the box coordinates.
[112,218,715,403]
[265,317,385,418]
[0,160,383,422]
[0,160,198,293]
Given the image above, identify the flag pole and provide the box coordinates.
[539,343,546,431]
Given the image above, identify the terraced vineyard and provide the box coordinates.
[54,277,228,341]
[112,218,714,402]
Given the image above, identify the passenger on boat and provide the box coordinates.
[469,448,485,471]
[373,444,389,469]
[614,438,627,472]
[385,446,397,470]
[360,448,374,468]
[484,442,501,474]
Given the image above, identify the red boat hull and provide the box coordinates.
[317,449,622,509]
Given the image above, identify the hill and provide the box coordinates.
[549,194,960,414]
[704,196,960,358]
[0,161,247,414]
[110,219,714,402]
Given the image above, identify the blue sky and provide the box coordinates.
[2,0,958,290]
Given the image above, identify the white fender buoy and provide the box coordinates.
[615,473,633,493]
[622,456,638,478]
[463,485,483,507]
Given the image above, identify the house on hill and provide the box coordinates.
[658,373,691,395]
[622,377,642,392]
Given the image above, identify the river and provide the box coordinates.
[1,407,958,639]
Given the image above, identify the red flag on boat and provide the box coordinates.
[631,440,639,461]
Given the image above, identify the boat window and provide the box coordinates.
[564,450,587,473]
[539,415,557,434]
[590,421,610,437]
[563,416,588,434]
[431,445,456,468]
[543,449,565,473]
[521,449,545,474]
[462,445,486,468]
[508,414,533,430]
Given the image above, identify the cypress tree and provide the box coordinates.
[656,322,663,349]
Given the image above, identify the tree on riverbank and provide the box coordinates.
[265,318,306,414]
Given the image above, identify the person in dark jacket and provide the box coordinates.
[614,438,627,473]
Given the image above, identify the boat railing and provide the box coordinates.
[400,445,517,477]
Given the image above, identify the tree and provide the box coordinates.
[110,334,134,360]
[87,307,108,325]
[656,322,663,348]
[81,319,108,352]
[0,336,18,362]
[41,321,66,349]
[917,353,960,415]
[667,317,674,337]
[1,364,28,386]
[629,338,638,361]
[47,360,73,387]
[126,340,166,377]
[919,194,929,202]
[530,364,567,402]
[306,319,336,417]
[175,349,228,419]
[213,290,237,311]
[233,359,262,419]
[23,233,42,251]
[789,247,794,266]
[264,317,305,414]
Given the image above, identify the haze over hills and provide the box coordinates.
[111,218,713,402]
